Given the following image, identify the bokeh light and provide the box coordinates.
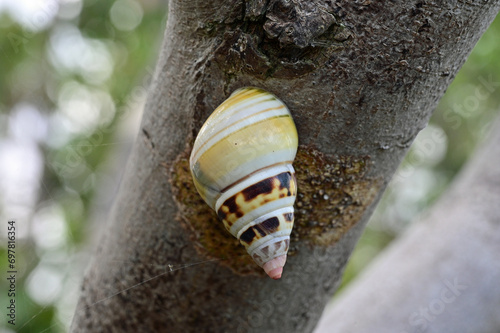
[0,0,166,331]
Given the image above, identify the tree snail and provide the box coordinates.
[189,87,298,279]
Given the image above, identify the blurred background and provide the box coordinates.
[0,1,498,332]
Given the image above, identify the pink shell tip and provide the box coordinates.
[262,255,287,280]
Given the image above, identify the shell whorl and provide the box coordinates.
[189,87,298,279]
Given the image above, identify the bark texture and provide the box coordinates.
[314,116,500,333]
[71,1,500,332]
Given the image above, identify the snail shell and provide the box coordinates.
[189,87,298,279]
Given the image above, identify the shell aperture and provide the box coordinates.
[189,87,298,279]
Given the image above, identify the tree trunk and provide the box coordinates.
[314,115,500,333]
[71,1,500,332]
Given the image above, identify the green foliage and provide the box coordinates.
[0,0,166,331]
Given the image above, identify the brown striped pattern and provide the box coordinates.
[239,216,280,245]
[217,172,297,230]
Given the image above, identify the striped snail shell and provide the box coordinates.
[189,87,298,279]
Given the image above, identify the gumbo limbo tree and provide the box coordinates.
[71,1,500,332]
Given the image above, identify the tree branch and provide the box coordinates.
[71,1,500,332]
[314,115,500,333]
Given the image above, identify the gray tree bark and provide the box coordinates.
[71,1,500,332]
[314,116,500,333]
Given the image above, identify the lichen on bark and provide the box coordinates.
[292,146,381,248]
[170,145,381,276]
